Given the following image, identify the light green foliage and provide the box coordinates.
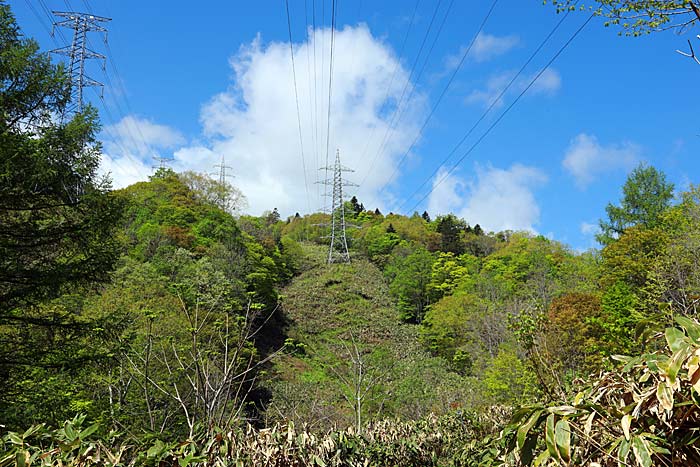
[280,211,330,244]
[427,251,479,302]
[363,227,401,263]
[548,0,700,36]
[178,170,247,214]
[420,293,490,372]
[483,343,538,405]
[648,186,700,319]
[592,281,642,356]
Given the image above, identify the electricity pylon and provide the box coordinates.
[51,11,111,118]
[152,155,174,170]
[212,154,235,210]
[317,149,357,264]
[214,154,234,186]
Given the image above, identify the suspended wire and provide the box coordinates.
[320,0,328,211]
[407,13,595,214]
[47,0,160,170]
[398,5,575,212]
[374,0,500,191]
[322,0,338,212]
[62,0,76,12]
[285,0,312,212]
[91,88,144,172]
[312,0,320,206]
[355,0,421,185]
[37,0,69,45]
[72,4,151,166]
[346,0,364,72]
[23,0,59,47]
[360,0,445,186]
[102,42,155,157]
[303,0,320,206]
[71,0,153,162]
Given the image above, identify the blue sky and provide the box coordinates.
[11,0,700,250]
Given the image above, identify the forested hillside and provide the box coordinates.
[3,1,700,466]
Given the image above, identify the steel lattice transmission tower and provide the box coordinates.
[317,149,357,264]
[51,11,111,118]
[212,154,235,209]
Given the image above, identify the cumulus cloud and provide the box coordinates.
[427,163,547,233]
[562,133,640,188]
[465,68,561,108]
[103,115,184,158]
[98,25,426,213]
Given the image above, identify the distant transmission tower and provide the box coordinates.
[214,154,234,186]
[152,155,174,170]
[317,149,357,264]
[51,11,111,118]
[212,154,235,209]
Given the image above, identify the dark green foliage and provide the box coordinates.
[435,214,466,255]
[0,4,123,313]
[0,3,124,429]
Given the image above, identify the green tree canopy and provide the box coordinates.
[597,163,674,246]
[0,3,123,314]
[549,0,700,36]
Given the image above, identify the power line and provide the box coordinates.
[398,4,576,212]
[22,0,56,45]
[407,13,595,214]
[285,0,312,212]
[360,0,446,186]
[374,0,500,191]
[322,0,338,212]
[355,0,421,184]
[312,0,320,205]
[304,0,320,205]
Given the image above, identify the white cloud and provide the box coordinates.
[530,68,561,95]
[100,153,152,189]
[98,25,426,212]
[466,68,561,108]
[194,24,425,215]
[472,32,519,62]
[103,115,184,158]
[562,133,640,188]
[99,115,185,189]
[427,163,547,233]
[445,32,519,69]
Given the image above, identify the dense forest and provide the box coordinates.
[3,1,700,466]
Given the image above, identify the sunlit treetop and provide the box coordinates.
[548,0,700,36]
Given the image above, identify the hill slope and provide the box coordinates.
[265,244,468,430]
